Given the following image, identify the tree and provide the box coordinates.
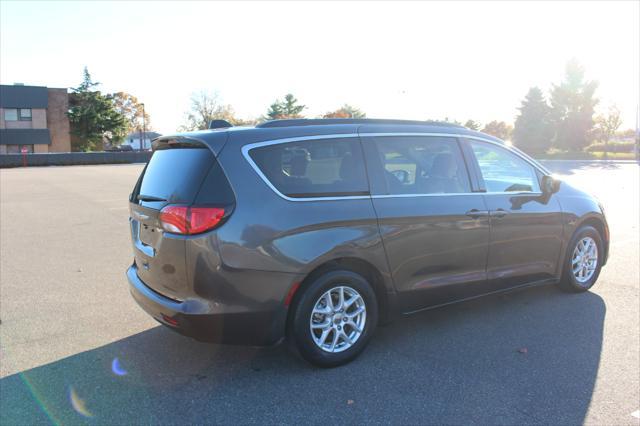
[594,106,623,157]
[179,90,248,131]
[265,93,305,120]
[512,87,554,154]
[426,117,462,125]
[464,119,481,131]
[482,121,513,141]
[322,104,366,119]
[594,105,622,142]
[550,59,599,151]
[67,67,127,151]
[110,92,151,139]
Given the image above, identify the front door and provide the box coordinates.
[361,133,491,312]
[463,139,564,289]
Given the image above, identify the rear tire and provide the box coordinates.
[559,225,603,293]
[288,269,378,368]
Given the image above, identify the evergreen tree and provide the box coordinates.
[513,87,553,154]
[549,59,598,151]
[265,93,305,120]
[67,67,127,151]
[464,119,481,131]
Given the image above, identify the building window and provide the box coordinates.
[4,109,18,121]
[6,144,34,154]
[19,109,32,121]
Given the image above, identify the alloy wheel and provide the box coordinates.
[571,236,598,284]
[309,286,367,353]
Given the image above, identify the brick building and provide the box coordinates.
[0,84,71,154]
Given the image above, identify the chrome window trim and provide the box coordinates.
[371,192,543,199]
[241,134,367,202]
[360,132,551,175]
[241,132,548,202]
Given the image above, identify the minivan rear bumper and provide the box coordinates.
[127,263,294,345]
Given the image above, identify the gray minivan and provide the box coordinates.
[127,118,609,367]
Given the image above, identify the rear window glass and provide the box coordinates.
[195,160,235,205]
[137,148,213,205]
[249,138,369,198]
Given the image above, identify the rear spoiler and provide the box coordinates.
[152,131,230,157]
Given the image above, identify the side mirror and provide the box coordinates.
[541,175,560,194]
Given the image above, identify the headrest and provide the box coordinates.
[430,153,456,178]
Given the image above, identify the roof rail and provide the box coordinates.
[209,119,233,129]
[256,118,464,129]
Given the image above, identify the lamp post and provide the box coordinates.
[142,103,146,150]
[634,105,640,163]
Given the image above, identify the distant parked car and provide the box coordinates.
[127,118,609,367]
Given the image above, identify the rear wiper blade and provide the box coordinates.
[137,194,167,202]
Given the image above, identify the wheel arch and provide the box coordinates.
[286,257,395,330]
[575,215,609,265]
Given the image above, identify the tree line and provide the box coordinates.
[512,59,612,154]
[181,60,629,155]
[178,91,366,132]
[416,59,627,154]
[68,60,631,153]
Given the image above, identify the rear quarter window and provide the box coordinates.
[194,160,235,205]
[248,138,369,198]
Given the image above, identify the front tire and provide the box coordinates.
[288,269,378,367]
[559,225,603,293]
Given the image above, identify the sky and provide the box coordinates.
[1,1,638,134]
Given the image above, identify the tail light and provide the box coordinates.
[159,205,225,235]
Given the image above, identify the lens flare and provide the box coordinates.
[69,386,93,418]
[111,357,128,376]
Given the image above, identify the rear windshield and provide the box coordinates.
[135,147,214,206]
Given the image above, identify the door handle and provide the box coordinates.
[465,209,490,219]
[491,209,510,218]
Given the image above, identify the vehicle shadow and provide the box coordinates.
[1,285,604,425]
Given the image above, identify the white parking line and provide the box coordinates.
[632,409,640,418]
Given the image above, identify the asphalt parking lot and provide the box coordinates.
[1,161,638,425]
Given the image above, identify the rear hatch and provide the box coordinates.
[129,138,234,301]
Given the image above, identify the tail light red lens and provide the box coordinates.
[159,206,189,234]
[159,205,225,235]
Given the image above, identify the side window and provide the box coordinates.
[469,141,541,193]
[249,138,369,198]
[369,136,471,195]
